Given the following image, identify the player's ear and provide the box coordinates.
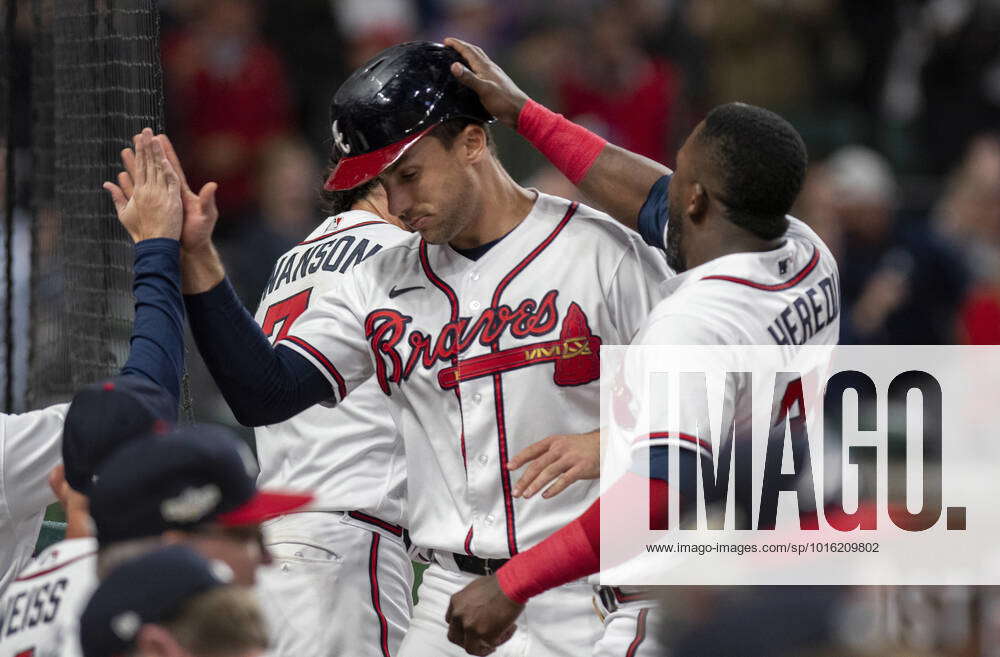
[460,124,489,164]
[688,182,709,223]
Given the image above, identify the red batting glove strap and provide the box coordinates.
[516,100,607,185]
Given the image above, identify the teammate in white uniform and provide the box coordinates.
[173,43,669,657]
[440,38,840,656]
[1,463,96,657]
[250,178,415,657]
[0,406,70,596]
[3,535,96,657]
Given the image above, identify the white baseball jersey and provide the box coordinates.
[282,192,670,557]
[632,215,840,456]
[0,404,69,596]
[0,538,96,657]
[254,211,410,523]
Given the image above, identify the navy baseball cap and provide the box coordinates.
[62,375,177,492]
[80,545,232,657]
[89,423,313,545]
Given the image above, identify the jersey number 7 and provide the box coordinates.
[262,289,313,344]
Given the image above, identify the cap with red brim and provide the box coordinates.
[325,126,435,191]
[216,490,314,526]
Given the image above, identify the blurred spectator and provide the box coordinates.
[332,0,419,70]
[259,0,348,152]
[660,586,851,656]
[658,585,982,656]
[426,0,507,54]
[557,1,680,164]
[162,0,293,229]
[685,0,848,112]
[218,136,321,307]
[485,27,578,181]
[794,163,844,261]
[918,0,1000,173]
[829,146,968,344]
[935,135,1000,344]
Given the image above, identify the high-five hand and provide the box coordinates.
[144,132,226,294]
[103,128,183,242]
[156,133,219,258]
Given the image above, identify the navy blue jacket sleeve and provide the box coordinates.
[637,174,671,250]
[119,239,185,405]
[184,278,333,426]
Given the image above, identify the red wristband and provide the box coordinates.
[516,100,606,185]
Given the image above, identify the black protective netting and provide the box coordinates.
[1,0,10,410]
[27,0,165,408]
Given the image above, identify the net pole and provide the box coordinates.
[3,0,16,412]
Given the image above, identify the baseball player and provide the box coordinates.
[0,418,313,657]
[250,170,414,656]
[161,42,670,656]
[0,404,71,595]
[0,129,190,597]
[0,377,183,657]
[440,38,840,655]
[0,129,190,657]
[0,131,313,657]
[80,545,268,657]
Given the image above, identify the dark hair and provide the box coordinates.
[696,103,807,239]
[429,117,495,152]
[319,149,379,216]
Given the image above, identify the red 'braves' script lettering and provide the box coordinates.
[365,290,561,393]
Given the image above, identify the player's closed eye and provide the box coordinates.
[399,169,418,181]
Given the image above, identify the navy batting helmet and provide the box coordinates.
[324,41,494,191]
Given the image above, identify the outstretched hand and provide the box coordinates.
[444,37,529,130]
[103,128,183,242]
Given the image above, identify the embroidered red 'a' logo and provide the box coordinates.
[552,303,602,386]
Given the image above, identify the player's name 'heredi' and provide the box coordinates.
[765,274,840,346]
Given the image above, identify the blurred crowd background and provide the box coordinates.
[144,0,1000,421]
[150,0,1000,345]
